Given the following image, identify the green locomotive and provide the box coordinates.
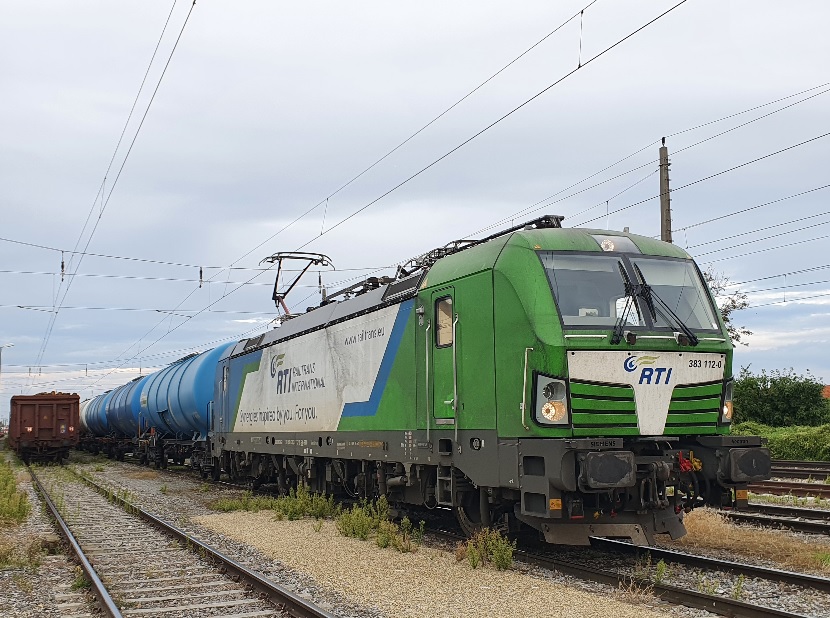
[212,215,770,545]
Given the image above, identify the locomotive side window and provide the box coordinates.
[435,297,453,347]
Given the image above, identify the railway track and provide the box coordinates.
[726,504,830,535]
[427,529,819,618]
[771,460,830,480]
[747,480,830,498]
[30,465,336,618]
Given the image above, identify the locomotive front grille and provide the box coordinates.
[569,381,639,437]
[663,381,721,435]
[569,380,722,436]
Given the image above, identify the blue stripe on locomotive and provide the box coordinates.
[341,300,413,417]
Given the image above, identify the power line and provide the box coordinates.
[31,0,198,375]
[691,212,830,253]
[9,305,274,316]
[703,232,830,264]
[32,0,690,393]
[574,131,830,226]
[729,264,830,287]
[743,278,830,295]
[293,0,691,252]
[230,0,604,267]
[673,184,830,233]
[751,291,830,309]
[472,83,830,236]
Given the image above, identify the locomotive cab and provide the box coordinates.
[478,225,771,544]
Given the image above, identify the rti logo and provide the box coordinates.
[624,355,673,385]
[269,353,286,378]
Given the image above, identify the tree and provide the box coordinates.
[733,367,830,426]
[702,269,751,346]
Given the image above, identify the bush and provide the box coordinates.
[732,422,830,461]
[335,497,424,553]
[455,528,516,570]
[0,461,30,526]
[733,367,829,427]
[211,484,337,520]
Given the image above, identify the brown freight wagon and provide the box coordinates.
[9,392,80,463]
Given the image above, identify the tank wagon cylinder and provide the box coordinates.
[104,376,148,437]
[79,399,92,433]
[82,391,114,436]
[139,343,234,439]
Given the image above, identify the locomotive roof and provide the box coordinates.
[230,226,691,358]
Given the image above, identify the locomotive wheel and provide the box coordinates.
[454,489,486,537]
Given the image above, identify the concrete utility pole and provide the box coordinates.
[659,137,672,243]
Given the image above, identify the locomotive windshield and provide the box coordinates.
[539,251,719,331]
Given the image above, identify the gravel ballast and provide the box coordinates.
[194,512,666,618]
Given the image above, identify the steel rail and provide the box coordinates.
[749,480,830,498]
[426,529,808,618]
[726,510,830,535]
[770,460,830,480]
[28,467,123,618]
[593,537,830,594]
[745,503,830,521]
[74,470,336,618]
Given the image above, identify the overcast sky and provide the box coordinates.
[2,0,829,421]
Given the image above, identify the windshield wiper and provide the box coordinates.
[633,265,699,346]
[611,263,642,345]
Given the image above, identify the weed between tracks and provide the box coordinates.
[749,492,830,508]
[212,484,337,520]
[453,528,515,570]
[0,460,31,525]
[676,507,830,574]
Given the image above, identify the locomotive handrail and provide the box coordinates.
[452,314,459,451]
[425,320,431,445]
[521,347,533,431]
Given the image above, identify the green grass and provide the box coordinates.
[0,536,45,570]
[211,484,338,520]
[0,461,30,526]
[335,496,426,554]
[454,528,516,570]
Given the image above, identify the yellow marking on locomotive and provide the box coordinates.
[735,489,748,501]
[549,498,562,511]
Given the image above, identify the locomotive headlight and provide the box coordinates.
[541,401,567,423]
[543,380,566,401]
[721,380,734,423]
[535,376,569,425]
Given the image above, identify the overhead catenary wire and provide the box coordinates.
[703,233,830,264]
[70,2,684,392]
[672,184,830,233]
[30,0,198,376]
[292,0,691,253]
[229,0,604,268]
[472,82,830,236]
[729,264,830,287]
[690,212,830,253]
[88,77,826,389]
[573,131,830,227]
